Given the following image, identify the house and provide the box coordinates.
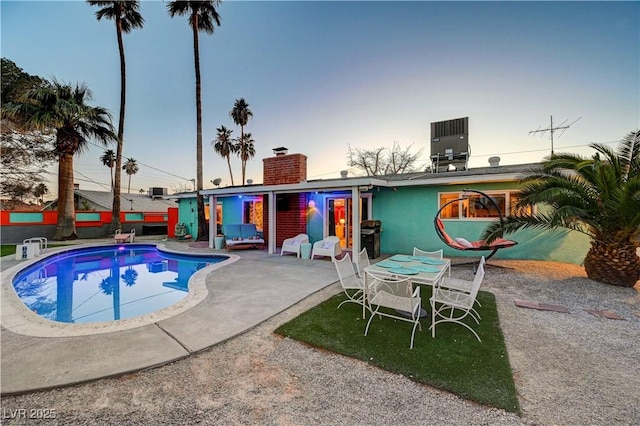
[172,148,589,265]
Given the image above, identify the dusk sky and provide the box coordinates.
[2,1,638,196]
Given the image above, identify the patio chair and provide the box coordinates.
[334,253,367,318]
[311,236,341,261]
[280,234,309,258]
[364,270,422,349]
[412,247,443,258]
[354,247,371,278]
[436,256,485,309]
[430,256,485,342]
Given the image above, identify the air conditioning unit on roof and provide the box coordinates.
[148,187,168,198]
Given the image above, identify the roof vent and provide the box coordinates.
[488,156,501,167]
[272,147,288,156]
[340,170,348,179]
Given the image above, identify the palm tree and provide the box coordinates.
[482,130,640,287]
[123,157,139,194]
[7,80,116,240]
[87,0,144,235]
[230,98,253,184]
[212,125,235,186]
[168,0,222,242]
[33,182,49,205]
[100,149,116,190]
[237,132,255,177]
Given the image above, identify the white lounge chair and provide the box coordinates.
[430,256,485,342]
[334,253,367,318]
[114,228,135,243]
[280,233,309,258]
[364,270,422,349]
[311,236,341,261]
[412,247,443,258]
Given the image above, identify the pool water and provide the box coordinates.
[12,245,225,324]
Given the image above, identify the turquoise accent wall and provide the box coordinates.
[76,212,102,222]
[220,197,243,225]
[373,183,589,264]
[124,213,144,221]
[9,212,43,223]
[177,198,198,237]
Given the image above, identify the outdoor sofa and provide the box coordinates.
[223,224,265,251]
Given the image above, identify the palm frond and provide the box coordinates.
[484,130,640,246]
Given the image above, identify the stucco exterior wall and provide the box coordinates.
[373,182,589,264]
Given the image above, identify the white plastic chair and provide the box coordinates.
[364,270,422,349]
[354,247,371,278]
[430,256,485,342]
[311,236,341,261]
[280,234,309,257]
[334,253,367,318]
[412,247,443,258]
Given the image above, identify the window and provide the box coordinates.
[438,190,532,220]
[204,203,223,225]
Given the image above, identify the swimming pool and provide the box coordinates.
[11,245,227,324]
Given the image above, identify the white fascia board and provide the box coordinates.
[163,192,198,200]
[389,172,527,188]
[199,178,389,197]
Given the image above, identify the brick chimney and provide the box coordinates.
[263,148,307,185]
[262,148,308,246]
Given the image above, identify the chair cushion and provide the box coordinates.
[240,224,259,239]
[223,224,242,239]
[454,237,474,248]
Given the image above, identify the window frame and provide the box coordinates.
[437,190,531,220]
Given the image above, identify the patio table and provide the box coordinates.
[363,254,451,317]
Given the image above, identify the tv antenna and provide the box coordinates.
[529,115,581,155]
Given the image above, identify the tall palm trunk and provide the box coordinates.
[226,156,234,186]
[192,15,208,242]
[240,125,246,185]
[110,12,126,235]
[584,239,640,287]
[55,151,77,240]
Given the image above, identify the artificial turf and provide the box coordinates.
[275,289,520,413]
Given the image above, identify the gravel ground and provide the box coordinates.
[1,259,638,426]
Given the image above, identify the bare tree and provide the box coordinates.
[347,141,422,176]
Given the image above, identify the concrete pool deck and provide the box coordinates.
[0,238,340,395]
